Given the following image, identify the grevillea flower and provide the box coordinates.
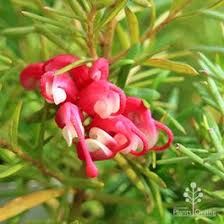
[20,63,44,90]
[40,71,78,105]
[77,80,126,119]
[123,97,173,155]
[55,102,98,178]
[20,54,174,179]
[44,54,89,89]
[77,115,149,161]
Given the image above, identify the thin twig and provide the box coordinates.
[103,19,117,59]
[87,7,97,58]
[0,139,64,182]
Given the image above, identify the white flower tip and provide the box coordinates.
[53,87,67,105]
[94,100,111,119]
[62,125,78,147]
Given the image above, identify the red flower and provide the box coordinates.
[77,80,126,118]
[20,63,44,90]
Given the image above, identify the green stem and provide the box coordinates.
[176,144,224,180]
[55,58,93,75]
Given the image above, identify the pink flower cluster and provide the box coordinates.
[20,54,173,178]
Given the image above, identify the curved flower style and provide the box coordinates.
[77,80,126,119]
[77,115,149,161]
[40,71,78,105]
[20,63,44,90]
[123,97,173,155]
[55,102,98,178]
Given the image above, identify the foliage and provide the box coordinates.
[0,0,224,223]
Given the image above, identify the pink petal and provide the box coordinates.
[77,80,126,118]
[89,58,109,81]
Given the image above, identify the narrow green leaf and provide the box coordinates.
[117,43,141,88]
[0,149,16,163]
[176,144,224,181]
[203,115,224,155]
[110,59,134,70]
[0,65,11,72]
[0,55,12,65]
[199,53,224,81]
[127,158,166,188]
[143,58,198,75]
[170,0,192,16]
[157,157,190,165]
[154,107,186,134]
[35,25,71,52]
[0,163,25,179]
[125,7,139,45]
[128,68,162,84]
[43,6,83,21]
[129,76,184,87]
[12,0,39,11]
[208,0,224,9]
[207,77,224,115]
[116,23,130,50]
[21,11,66,28]
[64,0,85,18]
[1,26,35,36]
[151,182,164,219]
[95,0,128,30]
[92,0,115,9]
[77,0,90,12]
[201,9,224,21]
[132,0,152,7]
[9,101,23,148]
[114,154,149,196]
[125,87,160,102]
